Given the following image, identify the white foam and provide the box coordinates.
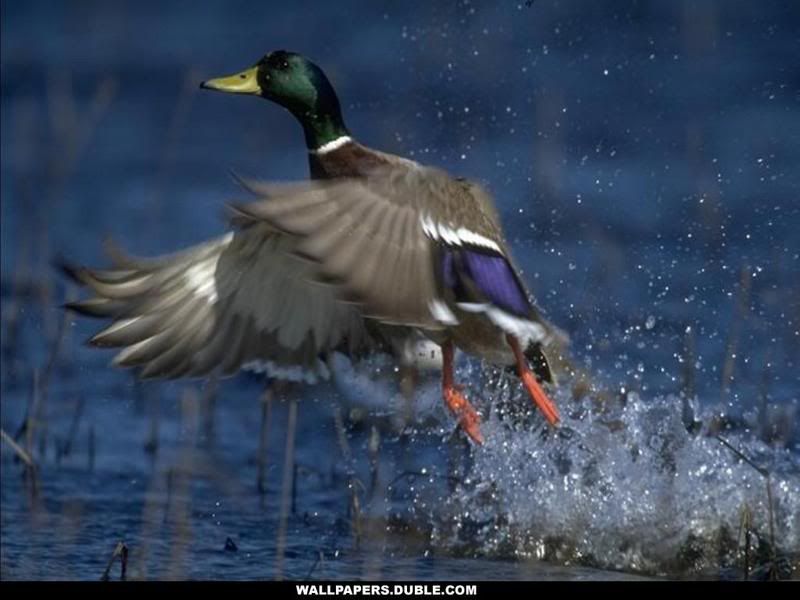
[429,385,800,576]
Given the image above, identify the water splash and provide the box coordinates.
[425,378,799,577]
[333,349,799,578]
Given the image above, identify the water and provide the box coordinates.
[1,0,799,580]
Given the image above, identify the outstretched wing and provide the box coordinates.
[231,166,550,345]
[231,169,440,328]
[63,224,374,381]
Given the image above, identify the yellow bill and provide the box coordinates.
[200,66,261,95]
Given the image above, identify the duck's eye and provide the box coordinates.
[267,53,290,71]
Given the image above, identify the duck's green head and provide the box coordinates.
[201,50,349,149]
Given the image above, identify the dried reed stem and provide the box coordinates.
[88,424,95,471]
[717,436,778,568]
[720,266,752,401]
[275,398,298,581]
[1,428,36,469]
[256,385,274,494]
[368,425,381,502]
[57,397,85,462]
[201,375,219,445]
[100,541,128,581]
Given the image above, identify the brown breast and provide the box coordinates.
[308,140,402,180]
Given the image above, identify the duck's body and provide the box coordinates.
[64,51,563,443]
[295,136,555,368]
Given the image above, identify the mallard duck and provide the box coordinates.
[63,50,562,444]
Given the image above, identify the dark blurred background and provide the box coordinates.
[1,0,798,580]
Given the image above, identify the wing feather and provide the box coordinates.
[65,225,374,382]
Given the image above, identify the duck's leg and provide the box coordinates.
[441,341,484,444]
[506,334,561,425]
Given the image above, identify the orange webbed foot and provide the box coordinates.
[441,340,484,444]
[443,385,484,445]
[507,334,561,426]
[519,369,560,426]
